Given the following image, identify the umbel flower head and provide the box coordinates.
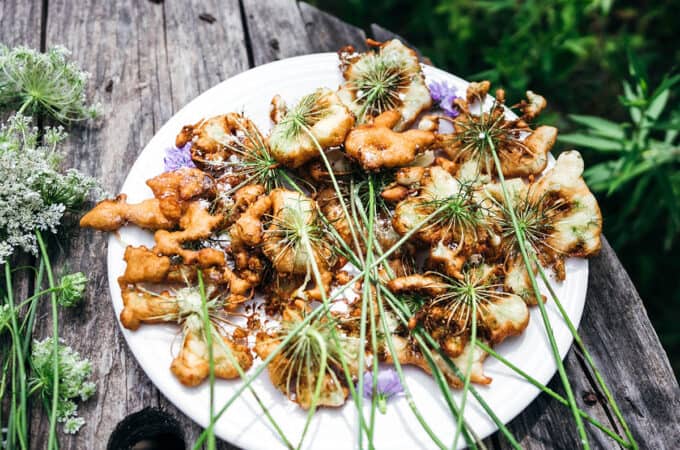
[57,272,88,307]
[0,114,97,263]
[30,338,96,434]
[0,45,99,123]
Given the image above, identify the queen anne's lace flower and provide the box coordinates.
[0,114,97,263]
[30,338,96,434]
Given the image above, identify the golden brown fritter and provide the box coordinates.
[344,110,435,171]
[338,39,432,130]
[171,330,253,387]
[79,194,176,231]
[146,167,215,221]
[268,89,355,168]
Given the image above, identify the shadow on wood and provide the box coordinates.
[107,407,185,450]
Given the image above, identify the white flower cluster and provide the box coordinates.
[0,114,97,263]
[30,338,96,434]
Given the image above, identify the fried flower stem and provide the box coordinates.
[485,136,590,449]
[348,189,481,449]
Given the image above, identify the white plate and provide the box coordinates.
[107,53,587,449]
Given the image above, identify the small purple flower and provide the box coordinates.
[361,368,404,414]
[428,81,460,118]
[163,142,195,172]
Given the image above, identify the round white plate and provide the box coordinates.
[107,53,587,449]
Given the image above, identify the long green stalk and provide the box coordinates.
[345,182,479,449]
[36,230,60,450]
[476,341,631,448]
[5,262,29,450]
[485,136,589,448]
[530,254,638,449]
[197,272,216,450]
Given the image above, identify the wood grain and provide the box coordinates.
[241,0,313,65]
[298,2,367,53]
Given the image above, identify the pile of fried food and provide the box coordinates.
[81,39,602,409]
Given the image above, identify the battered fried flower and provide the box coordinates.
[79,194,176,231]
[268,88,354,168]
[344,110,434,171]
[441,83,557,178]
[389,264,529,357]
[153,201,225,267]
[146,167,216,221]
[392,166,488,247]
[254,305,361,409]
[384,334,491,387]
[485,151,602,303]
[262,189,337,281]
[118,283,253,386]
[176,113,261,170]
[338,39,431,129]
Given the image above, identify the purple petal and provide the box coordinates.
[163,142,195,172]
[376,368,403,397]
[440,94,461,118]
[428,80,458,103]
[360,368,404,400]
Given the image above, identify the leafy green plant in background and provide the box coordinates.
[560,60,679,250]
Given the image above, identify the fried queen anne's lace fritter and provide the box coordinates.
[80,39,602,408]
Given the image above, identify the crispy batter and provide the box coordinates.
[176,113,262,170]
[119,285,179,330]
[153,201,225,266]
[344,110,435,171]
[79,194,175,231]
[120,245,171,283]
[338,39,432,130]
[441,84,557,178]
[269,88,355,168]
[146,167,215,221]
[171,330,253,387]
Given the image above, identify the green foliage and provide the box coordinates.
[29,338,96,434]
[560,62,680,250]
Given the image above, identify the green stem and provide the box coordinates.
[5,263,29,450]
[477,341,632,448]
[36,230,60,450]
[486,136,589,449]
[530,254,638,449]
[452,292,476,450]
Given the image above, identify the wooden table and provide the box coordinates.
[2,1,678,449]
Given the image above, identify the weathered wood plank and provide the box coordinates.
[162,0,250,111]
[0,0,42,48]
[30,0,172,448]
[241,0,313,65]
[298,2,367,53]
[576,238,680,448]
